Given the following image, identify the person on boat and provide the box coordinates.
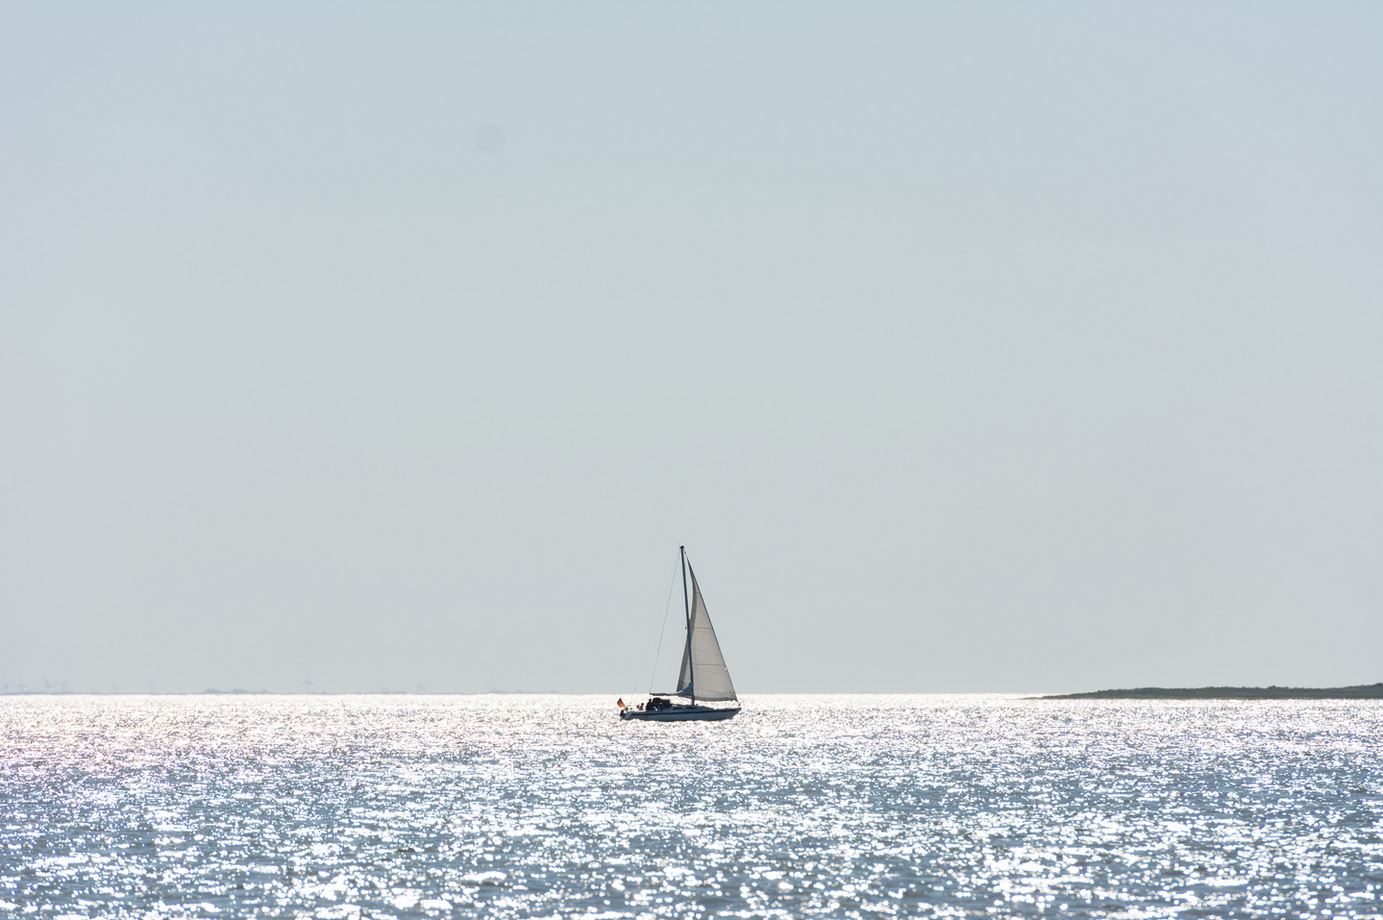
[616,698,625,711]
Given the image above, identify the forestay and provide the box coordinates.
[674,565,737,702]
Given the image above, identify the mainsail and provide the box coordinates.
[674,563,737,702]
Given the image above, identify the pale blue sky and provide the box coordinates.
[3,3,1380,692]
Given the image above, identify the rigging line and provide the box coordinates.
[646,560,679,693]
[631,575,660,696]
[631,561,678,694]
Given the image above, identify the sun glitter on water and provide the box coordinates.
[2,694,1381,917]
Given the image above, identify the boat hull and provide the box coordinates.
[620,705,740,722]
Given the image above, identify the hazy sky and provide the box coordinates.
[3,3,1380,693]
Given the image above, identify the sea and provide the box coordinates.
[2,694,1380,918]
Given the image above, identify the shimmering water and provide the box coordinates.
[2,695,1381,918]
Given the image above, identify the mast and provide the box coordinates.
[680,545,693,704]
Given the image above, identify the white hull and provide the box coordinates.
[620,705,740,722]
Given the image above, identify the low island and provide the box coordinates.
[1040,683,1383,700]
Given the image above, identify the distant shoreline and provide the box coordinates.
[2,686,1380,699]
[1039,683,1383,700]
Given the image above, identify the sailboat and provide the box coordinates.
[619,546,741,721]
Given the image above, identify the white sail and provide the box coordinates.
[674,564,737,702]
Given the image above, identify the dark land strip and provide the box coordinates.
[1038,683,1383,700]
